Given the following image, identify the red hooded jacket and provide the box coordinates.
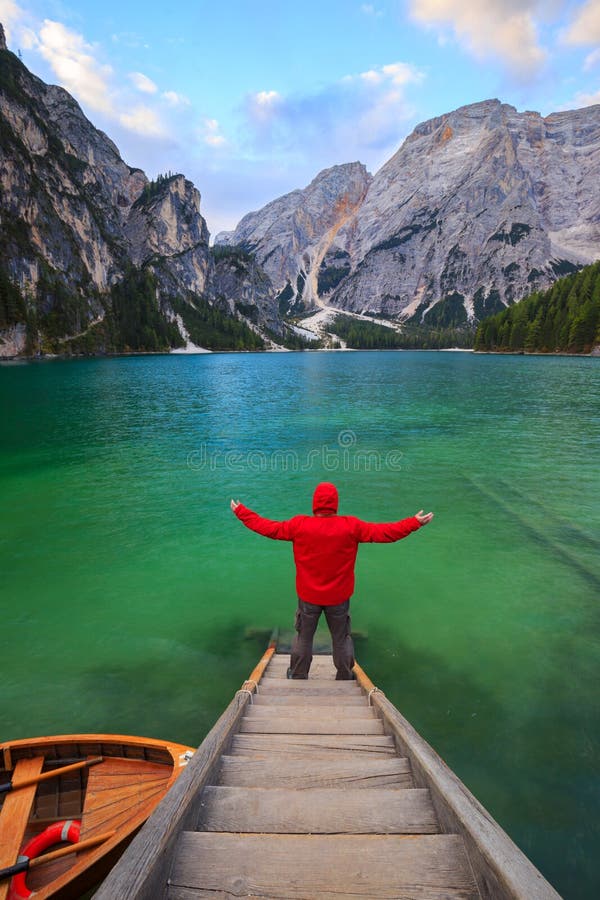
[234,482,422,606]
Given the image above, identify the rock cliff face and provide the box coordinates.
[0,33,275,355]
[126,175,211,298]
[218,100,600,324]
[216,163,372,312]
[211,247,281,333]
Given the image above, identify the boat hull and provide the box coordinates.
[0,734,194,900]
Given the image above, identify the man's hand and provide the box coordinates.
[230,499,241,512]
[415,509,434,525]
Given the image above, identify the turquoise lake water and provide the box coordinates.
[1,350,599,897]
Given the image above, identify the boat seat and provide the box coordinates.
[0,756,44,900]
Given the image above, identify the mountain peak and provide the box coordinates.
[0,36,285,356]
[215,160,372,311]
[216,99,600,323]
[0,23,7,52]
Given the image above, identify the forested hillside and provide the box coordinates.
[0,263,264,354]
[474,261,600,354]
[0,39,276,356]
[331,315,474,349]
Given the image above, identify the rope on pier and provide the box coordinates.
[235,689,254,705]
[367,687,384,706]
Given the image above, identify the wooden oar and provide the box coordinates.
[0,757,103,794]
[0,830,116,881]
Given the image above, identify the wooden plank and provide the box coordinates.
[261,672,343,681]
[230,733,397,757]
[271,652,333,665]
[217,755,414,789]
[84,774,169,794]
[262,657,340,679]
[245,704,376,719]
[92,699,250,900]
[26,855,74,893]
[267,657,336,670]
[231,750,395,763]
[197,786,439,834]
[252,693,366,706]
[93,642,278,900]
[166,889,232,899]
[239,715,384,735]
[269,653,334,660]
[81,783,167,836]
[81,760,168,778]
[168,832,481,899]
[266,665,337,674]
[258,680,362,693]
[259,675,360,687]
[268,660,337,668]
[0,756,44,900]
[353,663,562,900]
[82,796,162,841]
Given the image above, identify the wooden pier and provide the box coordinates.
[94,642,562,899]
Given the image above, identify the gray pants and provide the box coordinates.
[289,599,355,680]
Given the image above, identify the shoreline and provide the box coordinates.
[1,347,599,363]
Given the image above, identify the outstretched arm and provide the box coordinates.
[353,509,434,543]
[230,499,295,541]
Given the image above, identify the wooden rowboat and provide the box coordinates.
[95,636,563,899]
[0,734,194,900]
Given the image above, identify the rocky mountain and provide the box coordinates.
[0,25,279,356]
[217,100,600,326]
[216,162,372,313]
[4,19,599,356]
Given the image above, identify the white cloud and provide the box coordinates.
[360,3,383,16]
[255,89,281,105]
[571,87,600,107]
[119,104,167,137]
[382,62,422,85]
[408,0,547,76]
[200,117,227,147]
[129,71,158,94]
[162,90,190,107]
[246,90,282,124]
[242,62,424,169]
[19,26,38,50]
[37,19,114,114]
[564,0,600,45]
[584,48,600,72]
[8,14,176,141]
[358,69,382,84]
[0,0,24,42]
[353,63,421,87]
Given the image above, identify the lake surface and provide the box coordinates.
[1,350,599,898]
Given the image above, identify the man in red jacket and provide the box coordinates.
[231,483,434,680]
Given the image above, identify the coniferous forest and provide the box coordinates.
[474,261,600,353]
[331,315,474,350]
[0,262,265,354]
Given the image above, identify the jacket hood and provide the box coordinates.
[312,482,339,515]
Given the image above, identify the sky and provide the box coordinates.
[1,0,599,236]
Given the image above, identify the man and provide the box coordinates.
[231,483,434,679]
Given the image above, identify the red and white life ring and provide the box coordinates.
[9,819,81,900]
